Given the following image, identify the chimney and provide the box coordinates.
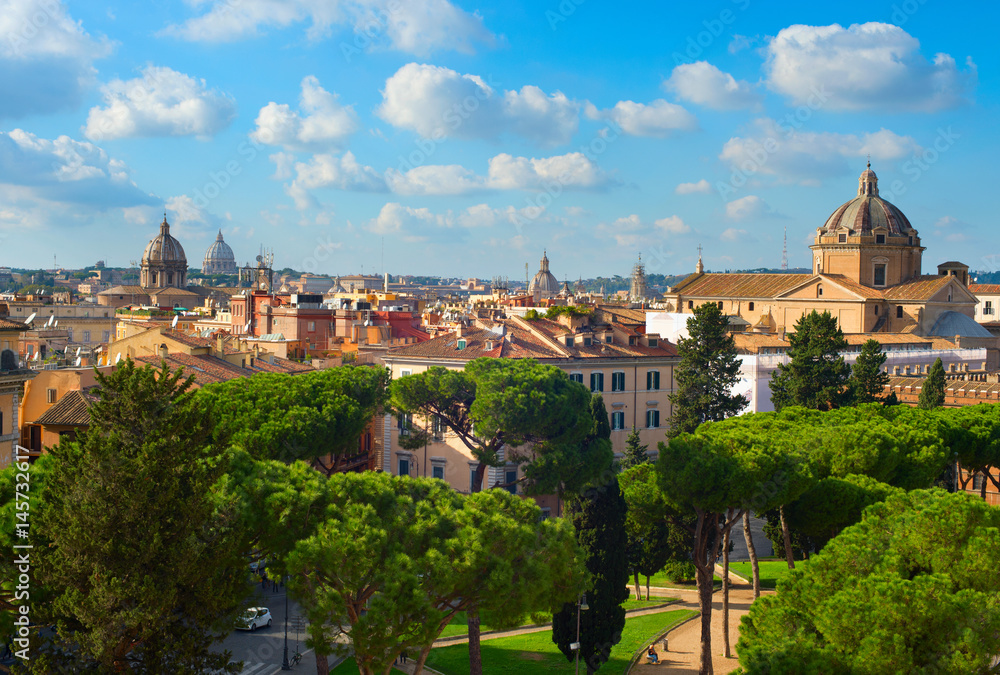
[384,272,389,292]
[158,343,168,360]
[216,333,225,355]
[455,323,464,338]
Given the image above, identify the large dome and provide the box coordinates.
[528,251,559,295]
[142,216,187,264]
[202,230,237,274]
[820,165,914,237]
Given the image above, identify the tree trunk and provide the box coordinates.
[413,645,433,674]
[742,511,760,599]
[696,561,715,675]
[473,463,487,492]
[722,509,732,659]
[633,571,641,600]
[645,576,650,601]
[779,505,795,570]
[982,477,988,501]
[468,609,483,675]
[315,652,328,675]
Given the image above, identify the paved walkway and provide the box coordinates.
[630,566,770,675]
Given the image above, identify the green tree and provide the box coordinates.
[198,366,390,473]
[943,404,1000,499]
[919,357,946,409]
[32,360,248,672]
[769,310,850,411]
[738,490,1000,674]
[552,475,630,675]
[619,427,649,471]
[669,302,748,437]
[849,338,890,404]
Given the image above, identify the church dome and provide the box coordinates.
[202,230,237,274]
[528,251,559,295]
[142,216,187,264]
[820,164,914,237]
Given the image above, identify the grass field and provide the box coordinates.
[729,559,799,589]
[426,608,697,674]
[437,598,675,638]
[640,571,721,590]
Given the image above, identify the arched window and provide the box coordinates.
[817,285,823,297]
[717,301,723,310]
[748,301,755,311]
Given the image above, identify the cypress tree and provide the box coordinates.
[919,357,946,409]
[849,338,890,404]
[669,301,748,437]
[619,427,649,471]
[770,310,850,411]
[552,475,629,675]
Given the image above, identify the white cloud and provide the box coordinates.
[721,227,748,242]
[0,129,155,208]
[386,151,612,196]
[664,62,761,110]
[377,63,579,146]
[0,0,110,118]
[719,118,921,184]
[655,215,690,234]
[366,202,540,242]
[725,195,766,220]
[164,194,227,238]
[84,65,236,140]
[285,152,387,209]
[162,0,494,55]
[675,179,711,195]
[585,99,696,137]
[251,76,359,151]
[765,22,976,112]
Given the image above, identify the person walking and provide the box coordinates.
[400,649,408,665]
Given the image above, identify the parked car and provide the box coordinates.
[235,607,272,631]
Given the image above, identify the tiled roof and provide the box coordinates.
[134,352,311,386]
[968,284,1000,295]
[35,389,98,426]
[670,273,812,299]
[0,317,29,330]
[592,306,647,324]
[99,285,147,295]
[818,275,887,299]
[149,287,199,296]
[881,276,953,301]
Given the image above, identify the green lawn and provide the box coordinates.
[438,598,674,638]
[729,559,799,589]
[330,658,408,674]
[426,608,697,674]
[641,571,721,590]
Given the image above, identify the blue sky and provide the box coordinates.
[1,0,996,281]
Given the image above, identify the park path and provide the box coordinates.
[630,565,771,675]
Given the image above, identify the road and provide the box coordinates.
[215,580,316,675]
[728,514,773,562]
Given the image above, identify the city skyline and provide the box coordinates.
[0,0,995,280]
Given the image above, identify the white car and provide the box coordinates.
[235,607,272,631]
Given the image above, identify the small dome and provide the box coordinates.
[143,216,187,264]
[929,311,992,339]
[820,164,915,237]
[202,230,237,274]
[528,251,559,295]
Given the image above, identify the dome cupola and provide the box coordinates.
[202,230,237,274]
[140,214,188,289]
[528,251,559,297]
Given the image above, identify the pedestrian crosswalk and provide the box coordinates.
[235,662,281,675]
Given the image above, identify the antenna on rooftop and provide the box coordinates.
[781,226,788,271]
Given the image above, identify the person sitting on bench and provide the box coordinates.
[646,645,659,663]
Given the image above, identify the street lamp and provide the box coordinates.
[574,592,589,675]
[281,576,291,671]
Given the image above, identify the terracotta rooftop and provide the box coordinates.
[968,284,1000,295]
[670,273,812,299]
[881,275,954,301]
[134,352,311,386]
[34,388,99,426]
[0,317,30,330]
[819,275,887,299]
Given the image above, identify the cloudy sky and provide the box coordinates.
[0,0,995,280]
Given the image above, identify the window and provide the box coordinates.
[873,264,886,287]
[398,458,410,477]
[717,301,723,310]
[66,329,73,341]
[646,409,660,428]
[82,330,90,343]
[102,330,110,342]
[874,305,879,315]
[648,338,658,348]
[838,233,847,243]
[646,370,660,391]
[470,466,479,491]
[896,306,904,319]
[432,465,445,480]
[457,338,466,350]
[397,413,412,436]
[307,321,316,332]
[688,301,694,310]
[605,334,612,343]
[401,369,412,377]
[432,415,445,441]
[539,508,551,521]
[611,371,625,392]
[986,301,995,316]
[569,373,583,384]
[565,337,574,347]
[590,372,604,392]
[583,336,592,346]
[504,469,518,495]
[46,388,57,404]
[876,234,885,244]
[611,411,625,430]
[817,285,823,297]
[748,301,754,311]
